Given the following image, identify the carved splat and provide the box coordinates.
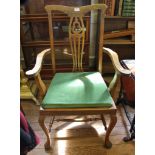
[69,16,85,71]
[45,4,107,72]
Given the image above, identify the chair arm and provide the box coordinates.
[103,47,132,98]
[25,48,51,77]
[103,47,132,75]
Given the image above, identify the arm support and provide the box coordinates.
[103,47,132,97]
[26,48,51,77]
[25,48,51,98]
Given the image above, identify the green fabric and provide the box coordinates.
[42,72,113,108]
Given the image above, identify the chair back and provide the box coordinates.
[45,4,107,73]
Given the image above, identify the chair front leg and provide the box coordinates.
[39,114,52,150]
[104,113,117,148]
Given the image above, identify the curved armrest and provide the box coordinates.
[26,48,51,77]
[103,47,132,75]
[103,47,132,96]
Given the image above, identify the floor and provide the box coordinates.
[21,103,134,155]
[21,77,135,155]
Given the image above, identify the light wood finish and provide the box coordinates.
[103,47,132,98]
[39,5,120,150]
[47,12,56,74]
[103,47,131,75]
[34,74,47,98]
[39,115,52,150]
[98,5,105,73]
[104,114,117,148]
[42,4,118,150]
[26,49,51,98]
[26,48,51,77]
[45,4,107,72]
[24,4,131,150]
[45,5,107,16]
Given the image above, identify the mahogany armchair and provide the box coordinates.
[25,4,131,150]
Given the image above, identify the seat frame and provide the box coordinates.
[26,4,132,150]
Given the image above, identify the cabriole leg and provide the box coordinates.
[104,114,117,148]
[39,114,51,150]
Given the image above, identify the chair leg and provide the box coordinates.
[104,114,117,148]
[100,114,107,130]
[39,115,51,150]
[49,116,55,132]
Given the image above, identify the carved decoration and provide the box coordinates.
[69,16,85,71]
[45,4,107,72]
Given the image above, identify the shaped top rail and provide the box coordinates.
[45,4,107,16]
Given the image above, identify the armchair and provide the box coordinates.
[25,4,131,150]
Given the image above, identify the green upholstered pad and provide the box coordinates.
[42,72,113,108]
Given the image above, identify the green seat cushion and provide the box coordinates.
[42,72,113,108]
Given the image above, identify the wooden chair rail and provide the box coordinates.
[45,4,107,16]
[39,101,117,115]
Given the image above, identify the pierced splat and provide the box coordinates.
[69,16,85,71]
[45,4,107,73]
